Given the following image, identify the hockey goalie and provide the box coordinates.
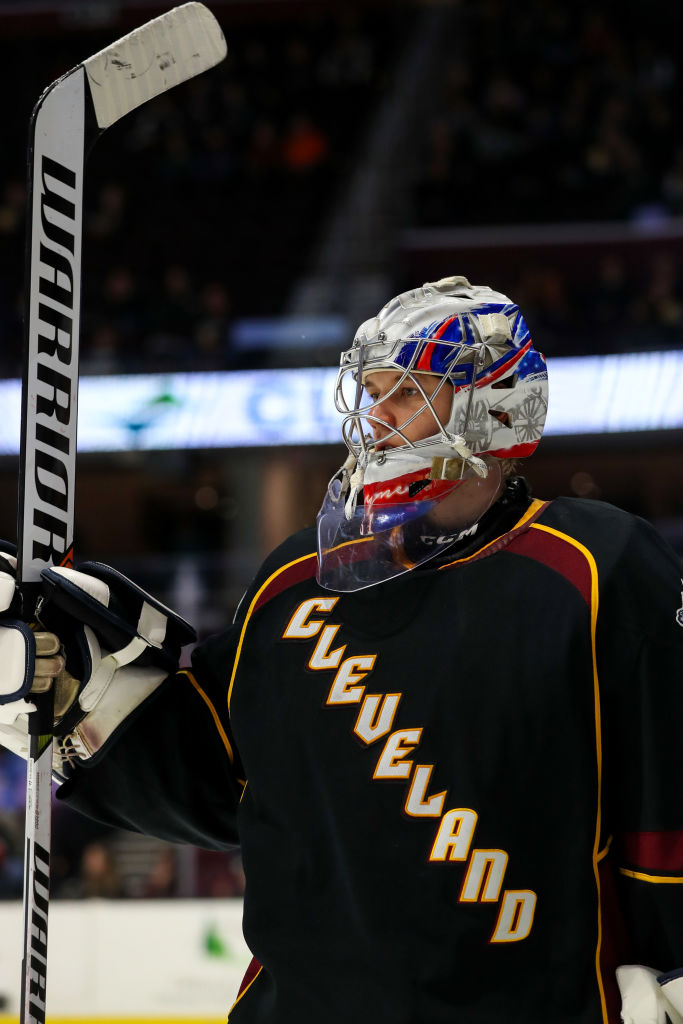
[1,277,682,1023]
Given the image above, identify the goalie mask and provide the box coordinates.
[317,275,548,592]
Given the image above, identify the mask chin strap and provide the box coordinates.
[333,341,368,520]
[343,451,368,521]
[326,450,367,522]
[429,435,489,481]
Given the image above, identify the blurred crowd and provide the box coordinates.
[400,243,683,358]
[414,0,683,227]
[0,748,245,900]
[0,1,682,377]
[408,0,683,355]
[0,3,406,376]
[516,249,683,356]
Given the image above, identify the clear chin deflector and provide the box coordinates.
[316,461,502,592]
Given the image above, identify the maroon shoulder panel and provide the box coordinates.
[238,955,262,996]
[506,526,594,607]
[250,507,595,616]
[253,552,318,615]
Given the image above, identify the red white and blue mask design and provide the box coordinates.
[317,276,548,591]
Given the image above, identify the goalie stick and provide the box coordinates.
[16,6,226,1020]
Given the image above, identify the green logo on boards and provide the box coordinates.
[203,922,234,960]
[124,380,183,443]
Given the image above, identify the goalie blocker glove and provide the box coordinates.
[0,561,196,782]
[39,561,196,674]
[617,965,683,1024]
[40,562,196,780]
[0,542,63,760]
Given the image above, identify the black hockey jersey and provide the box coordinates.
[60,488,683,1024]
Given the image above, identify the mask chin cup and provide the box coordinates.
[316,462,502,593]
[429,454,487,481]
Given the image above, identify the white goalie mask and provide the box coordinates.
[316,276,548,592]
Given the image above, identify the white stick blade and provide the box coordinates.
[84,2,227,130]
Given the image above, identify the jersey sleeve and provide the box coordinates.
[55,528,318,850]
[597,514,683,970]
[57,624,244,850]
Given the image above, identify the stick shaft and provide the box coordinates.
[19,718,54,1024]
[16,10,226,1017]
[17,65,86,1024]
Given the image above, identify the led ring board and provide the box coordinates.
[0,351,682,455]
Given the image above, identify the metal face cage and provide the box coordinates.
[334,334,487,464]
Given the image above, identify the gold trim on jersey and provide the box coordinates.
[619,868,683,884]
[528,522,607,1023]
[227,962,264,1019]
[437,497,548,570]
[180,670,235,765]
[228,499,547,711]
[596,836,612,863]
[227,552,318,712]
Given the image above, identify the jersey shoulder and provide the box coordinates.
[537,495,671,564]
[232,526,318,623]
[537,495,683,641]
[253,526,318,586]
[539,494,638,539]
[193,526,318,684]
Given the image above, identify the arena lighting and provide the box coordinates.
[0,350,681,456]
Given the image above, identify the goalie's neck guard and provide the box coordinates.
[317,459,503,592]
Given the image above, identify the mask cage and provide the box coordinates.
[335,336,486,462]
